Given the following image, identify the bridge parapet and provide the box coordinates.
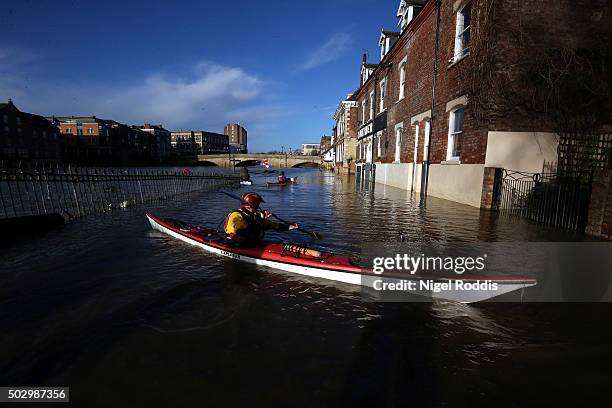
[195,154,320,168]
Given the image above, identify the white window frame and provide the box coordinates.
[399,61,406,100]
[380,78,387,112]
[413,123,419,166]
[423,119,431,161]
[412,122,420,191]
[394,123,403,163]
[453,2,472,62]
[446,107,465,161]
[369,91,375,119]
[362,99,367,124]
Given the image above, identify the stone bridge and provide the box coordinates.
[193,154,321,168]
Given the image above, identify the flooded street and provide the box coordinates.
[1,168,611,407]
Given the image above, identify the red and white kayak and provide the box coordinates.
[146,213,537,303]
[267,177,298,186]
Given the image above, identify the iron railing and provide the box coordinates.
[493,168,592,231]
[0,166,239,220]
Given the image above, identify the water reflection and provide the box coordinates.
[0,168,609,406]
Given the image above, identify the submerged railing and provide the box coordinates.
[0,166,239,220]
[493,168,592,231]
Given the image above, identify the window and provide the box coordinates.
[394,124,403,163]
[399,62,406,100]
[423,120,430,160]
[3,114,8,124]
[77,128,83,136]
[87,127,94,134]
[361,99,366,123]
[380,78,387,112]
[453,2,472,61]
[16,116,21,126]
[66,128,72,134]
[447,107,465,160]
[369,91,375,119]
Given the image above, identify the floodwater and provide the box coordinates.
[1,167,611,407]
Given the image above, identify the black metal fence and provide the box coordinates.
[0,166,239,220]
[493,167,592,231]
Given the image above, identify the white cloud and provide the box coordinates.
[295,32,352,72]
[0,48,283,135]
[95,62,266,129]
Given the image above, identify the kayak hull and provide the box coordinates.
[267,177,298,186]
[146,213,536,303]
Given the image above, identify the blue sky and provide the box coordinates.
[1,0,399,152]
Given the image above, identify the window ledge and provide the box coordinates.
[441,160,461,165]
[396,96,405,104]
[393,160,401,164]
[447,52,470,69]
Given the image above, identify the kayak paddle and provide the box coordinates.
[222,191,324,240]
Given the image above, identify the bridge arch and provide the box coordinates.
[235,159,261,167]
[193,160,219,167]
[291,161,319,168]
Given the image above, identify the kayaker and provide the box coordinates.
[224,192,298,245]
[239,167,251,182]
[277,171,287,184]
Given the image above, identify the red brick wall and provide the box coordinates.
[349,0,610,168]
[586,169,612,240]
[386,3,436,165]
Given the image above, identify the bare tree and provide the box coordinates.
[458,0,612,176]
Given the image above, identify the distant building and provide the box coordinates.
[319,135,331,153]
[333,96,358,174]
[302,143,320,156]
[320,135,334,165]
[0,99,62,164]
[47,115,113,164]
[171,130,229,155]
[140,124,171,163]
[223,123,248,153]
[170,131,198,155]
[196,131,229,154]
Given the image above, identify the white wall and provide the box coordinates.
[428,164,485,207]
[375,163,411,190]
[485,132,558,173]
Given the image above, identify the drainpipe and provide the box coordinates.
[422,0,442,200]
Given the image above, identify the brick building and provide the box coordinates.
[340,0,610,207]
[332,96,358,174]
[171,130,229,155]
[139,124,172,163]
[199,131,229,154]
[223,123,248,153]
[47,115,113,164]
[0,100,62,164]
[170,131,198,155]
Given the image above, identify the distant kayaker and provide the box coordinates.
[277,171,287,184]
[224,192,298,245]
[239,167,251,182]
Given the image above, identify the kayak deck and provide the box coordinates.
[146,213,537,303]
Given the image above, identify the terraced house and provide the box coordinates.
[339,0,610,207]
